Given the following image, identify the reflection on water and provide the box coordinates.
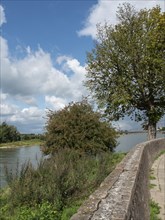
[116,132,165,152]
[0,145,43,188]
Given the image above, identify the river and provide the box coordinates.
[0,145,43,188]
[116,132,165,152]
[0,132,164,188]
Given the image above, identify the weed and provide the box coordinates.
[149,175,156,180]
[149,183,157,189]
[150,199,161,220]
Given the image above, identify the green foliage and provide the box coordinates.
[20,133,45,141]
[1,148,125,219]
[13,202,58,220]
[150,199,161,220]
[0,200,58,220]
[43,99,117,155]
[86,4,165,139]
[0,122,21,143]
[60,201,82,220]
[161,127,165,131]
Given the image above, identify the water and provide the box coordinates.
[0,145,43,188]
[116,132,165,152]
[0,133,164,188]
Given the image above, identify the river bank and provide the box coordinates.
[0,139,44,149]
[0,149,126,219]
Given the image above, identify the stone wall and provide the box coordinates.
[71,138,165,220]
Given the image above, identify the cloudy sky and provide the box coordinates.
[0,0,164,134]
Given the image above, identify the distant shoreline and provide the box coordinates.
[0,139,43,149]
[122,131,165,134]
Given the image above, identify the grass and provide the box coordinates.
[149,199,161,220]
[155,150,165,160]
[149,183,157,189]
[149,175,156,180]
[0,139,43,148]
[0,148,126,220]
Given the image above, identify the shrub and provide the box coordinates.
[43,99,117,155]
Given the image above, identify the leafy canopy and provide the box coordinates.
[43,99,117,154]
[86,4,165,139]
[0,122,21,143]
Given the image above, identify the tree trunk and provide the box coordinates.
[148,121,156,140]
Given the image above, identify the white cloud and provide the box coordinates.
[78,0,165,39]
[20,96,38,106]
[21,107,44,118]
[55,55,88,100]
[0,36,88,132]
[56,55,70,65]
[0,5,6,27]
[0,92,8,101]
[9,107,45,132]
[0,103,18,116]
[8,107,45,125]
[45,95,67,110]
[1,38,87,101]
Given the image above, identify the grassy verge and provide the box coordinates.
[0,139,43,148]
[0,149,126,220]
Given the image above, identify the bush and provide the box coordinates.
[43,99,117,155]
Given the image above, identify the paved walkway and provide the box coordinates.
[150,153,165,220]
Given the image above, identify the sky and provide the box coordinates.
[0,0,165,134]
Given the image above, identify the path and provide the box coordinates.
[150,153,165,220]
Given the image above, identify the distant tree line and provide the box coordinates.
[20,133,45,141]
[0,122,21,143]
[158,127,165,131]
[0,122,44,144]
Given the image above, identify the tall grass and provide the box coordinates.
[0,148,125,219]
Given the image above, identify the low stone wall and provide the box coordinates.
[71,138,165,220]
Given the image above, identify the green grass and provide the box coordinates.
[150,199,161,220]
[149,175,156,180]
[155,150,165,160]
[0,139,43,148]
[0,149,126,219]
[149,183,157,189]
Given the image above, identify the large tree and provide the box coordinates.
[86,4,165,140]
[43,100,117,155]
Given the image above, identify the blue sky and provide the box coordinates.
[0,0,165,133]
[2,1,94,62]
